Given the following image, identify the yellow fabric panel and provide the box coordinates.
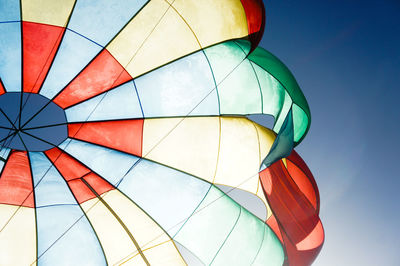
[107,0,199,78]
[81,196,139,265]
[122,240,185,266]
[0,205,36,266]
[214,118,262,192]
[143,117,220,181]
[21,0,75,27]
[171,0,248,47]
[101,190,185,265]
[282,158,288,168]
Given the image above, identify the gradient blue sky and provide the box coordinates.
[259,0,400,265]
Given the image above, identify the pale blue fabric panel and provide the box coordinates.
[0,22,21,92]
[0,147,10,159]
[65,81,143,123]
[40,30,102,99]
[0,0,20,22]
[36,205,106,266]
[29,152,76,207]
[67,0,148,46]
[136,51,219,118]
[0,147,10,173]
[117,159,211,236]
[59,139,139,186]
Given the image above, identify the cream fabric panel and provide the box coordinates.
[143,117,220,181]
[0,205,36,266]
[21,0,75,26]
[81,196,139,265]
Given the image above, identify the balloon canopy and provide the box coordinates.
[0,0,323,265]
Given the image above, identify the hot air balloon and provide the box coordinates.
[0,0,323,265]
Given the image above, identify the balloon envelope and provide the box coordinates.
[0,0,323,265]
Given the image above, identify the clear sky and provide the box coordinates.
[259,0,400,265]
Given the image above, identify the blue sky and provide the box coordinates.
[259,0,400,265]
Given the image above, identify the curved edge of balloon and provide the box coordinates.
[260,150,325,266]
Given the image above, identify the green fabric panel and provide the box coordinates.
[204,41,247,84]
[251,226,285,266]
[211,207,284,266]
[292,103,309,142]
[248,47,311,143]
[262,108,294,169]
[205,41,261,115]
[252,62,285,118]
[174,186,241,265]
[217,58,262,114]
[233,39,252,55]
[247,47,309,115]
[273,90,292,133]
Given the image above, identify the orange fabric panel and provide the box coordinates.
[22,21,65,93]
[0,151,34,207]
[53,49,132,109]
[68,120,143,156]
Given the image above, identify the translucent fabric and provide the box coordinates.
[0,0,323,265]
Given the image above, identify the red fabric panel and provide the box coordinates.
[22,21,65,93]
[281,227,324,266]
[240,0,265,50]
[260,152,324,266]
[0,151,34,207]
[68,120,143,156]
[286,160,317,210]
[45,148,90,181]
[287,150,320,212]
[266,214,283,243]
[68,179,97,204]
[0,80,5,95]
[45,147,114,204]
[260,161,319,243]
[83,172,114,196]
[53,49,132,109]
